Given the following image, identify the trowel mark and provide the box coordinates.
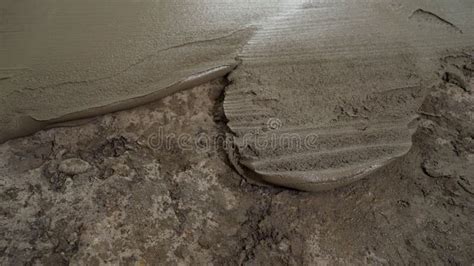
[409,9,463,34]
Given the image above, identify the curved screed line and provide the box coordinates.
[409,9,463,34]
[222,1,474,192]
[0,65,237,144]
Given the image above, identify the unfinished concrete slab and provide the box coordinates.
[223,0,474,191]
[0,0,301,142]
[1,0,473,191]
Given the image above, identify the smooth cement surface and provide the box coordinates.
[1,0,293,142]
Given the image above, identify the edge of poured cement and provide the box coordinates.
[0,64,238,144]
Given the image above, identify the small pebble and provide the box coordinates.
[59,158,91,175]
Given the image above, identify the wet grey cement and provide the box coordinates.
[1,0,289,142]
[1,0,474,190]
[223,1,474,190]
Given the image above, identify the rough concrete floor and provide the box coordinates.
[1,53,473,265]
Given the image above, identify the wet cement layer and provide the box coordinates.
[0,0,300,142]
[223,0,474,190]
[1,0,473,165]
